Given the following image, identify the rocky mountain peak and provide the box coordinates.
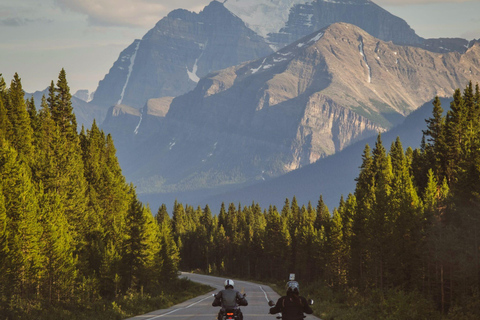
[267,0,421,49]
[91,1,273,115]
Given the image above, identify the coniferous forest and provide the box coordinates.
[0,71,211,319]
[1,70,480,319]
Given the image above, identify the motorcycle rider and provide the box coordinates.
[213,279,248,320]
[269,281,313,320]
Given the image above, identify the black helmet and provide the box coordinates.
[286,281,299,294]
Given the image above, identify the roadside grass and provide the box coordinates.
[3,278,213,320]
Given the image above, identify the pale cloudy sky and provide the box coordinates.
[1,0,479,94]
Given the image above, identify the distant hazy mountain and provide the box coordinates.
[91,0,273,112]
[25,88,104,131]
[104,23,480,209]
[73,89,94,103]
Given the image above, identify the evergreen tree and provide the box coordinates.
[5,73,34,160]
[264,207,291,279]
[423,96,446,182]
[157,214,179,283]
[156,204,170,226]
[388,139,424,289]
[351,144,375,288]
[0,141,42,300]
[0,97,11,142]
[369,134,392,289]
[120,191,159,292]
[38,189,77,303]
[52,69,77,138]
[26,96,38,133]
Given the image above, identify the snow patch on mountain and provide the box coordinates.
[187,59,200,83]
[358,37,371,83]
[309,31,324,43]
[186,42,207,83]
[134,110,143,135]
[117,40,141,105]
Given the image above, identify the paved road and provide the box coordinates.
[126,273,321,320]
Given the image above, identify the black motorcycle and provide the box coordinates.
[214,293,247,320]
[268,298,314,319]
[218,307,243,320]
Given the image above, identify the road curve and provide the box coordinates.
[126,273,321,320]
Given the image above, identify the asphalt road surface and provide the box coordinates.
[126,273,321,320]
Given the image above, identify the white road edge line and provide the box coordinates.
[148,295,212,319]
[259,285,270,302]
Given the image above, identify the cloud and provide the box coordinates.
[375,0,473,5]
[0,17,53,27]
[54,0,211,28]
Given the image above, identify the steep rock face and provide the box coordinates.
[91,40,142,111]
[91,1,273,112]
[268,0,422,49]
[101,104,142,146]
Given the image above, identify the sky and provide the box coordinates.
[1,0,479,95]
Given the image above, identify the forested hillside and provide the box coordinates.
[0,71,202,319]
[171,83,480,319]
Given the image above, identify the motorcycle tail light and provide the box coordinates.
[227,313,234,316]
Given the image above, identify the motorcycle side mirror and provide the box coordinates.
[308,299,314,305]
[268,300,275,307]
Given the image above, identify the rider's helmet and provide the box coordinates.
[286,281,299,294]
[224,279,234,289]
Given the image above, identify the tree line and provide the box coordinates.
[171,82,480,315]
[0,71,180,316]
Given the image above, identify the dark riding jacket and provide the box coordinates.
[269,293,313,320]
[212,288,248,309]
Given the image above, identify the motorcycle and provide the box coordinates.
[213,293,247,320]
[218,307,243,320]
[268,298,314,319]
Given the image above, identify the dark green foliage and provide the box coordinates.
[0,72,180,317]
[5,73,34,161]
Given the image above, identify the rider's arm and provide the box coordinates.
[236,292,248,306]
[212,292,222,307]
[269,297,283,314]
[300,296,313,314]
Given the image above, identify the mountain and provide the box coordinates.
[106,22,480,209]
[203,97,453,211]
[73,89,94,103]
[90,0,273,113]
